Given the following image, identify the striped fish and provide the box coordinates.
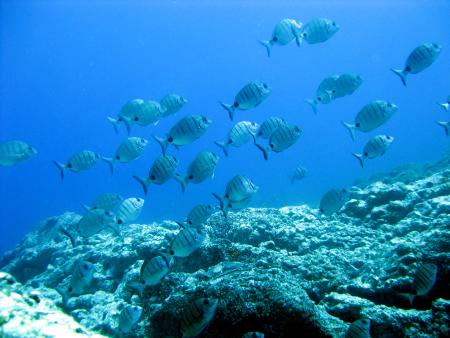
[259,18,303,56]
[68,260,95,296]
[0,140,37,166]
[77,208,115,237]
[185,204,215,228]
[133,155,179,194]
[174,151,219,193]
[54,150,100,179]
[353,135,394,168]
[242,333,265,338]
[391,43,442,86]
[215,121,259,157]
[291,166,307,183]
[107,99,144,134]
[116,197,145,225]
[413,263,437,296]
[436,121,450,136]
[103,137,148,173]
[118,304,142,333]
[220,81,272,120]
[132,100,165,126]
[171,227,206,257]
[299,18,339,45]
[256,117,286,139]
[83,193,123,212]
[333,73,363,98]
[345,318,370,338]
[438,95,450,112]
[319,188,349,216]
[255,123,302,160]
[153,115,212,154]
[140,255,173,286]
[305,75,339,114]
[180,297,218,338]
[343,101,398,140]
[160,94,187,117]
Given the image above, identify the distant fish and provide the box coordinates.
[342,100,398,140]
[0,140,37,166]
[83,193,123,212]
[174,151,219,193]
[77,209,116,237]
[352,135,394,167]
[180,297,218,338]
[118,304,142,333]
[184,204,215,228]
[305,75,339,114]
[291,166,307,183]
[215,121,259,157]
[391,43,442,86]
[242,333,265,338]
[160,94,187,117]
[255,123,302,160]
[108,99,144,134]
[436,121,450,136]
[54,150,100,179]
[171,227,206,257]
[319,188,349,216]
[103,137,148,173]
[345,318,371,338]
[438,95,450,112]
[333,73,363,99]
[116,197,144,225]
[213,175,258,216]
[58,260,95,305]
[402,262,438,305]
[220,81,272,120]
[259,18,303,56]
[299,18,339,45]
[153,115,212,154]
[256,117,286,139]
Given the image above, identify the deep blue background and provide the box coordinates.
[1,0,449,254]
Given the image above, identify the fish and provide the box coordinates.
[0,140,38,166]
[305,75,339,114]
[256,117,286,139]
[391,43,442,86]
[132,100,166,126]
[103,137,148,173]
[353,135,394,167]
[54,150,101,179]
[183,204,215,228]
[215,121,259,157]
[153,115,212,154]
[242,333,265,338]
[436,121,450,136]
[291,166,307,183]
[220,81,272,120]
[299,18,339,45]
[438,95,450,112]
[133,155,179,195]
[174,151,219,193]
[319,188,349,216]
[412,262,437,297]
[108,99,144,134]
[259,18,303,56]
[345,318,371,338]
[83,193,123,212]
[160,94,188,117]
[333,73,363,98]
[342,101,398,140]
[76,209,116,237]
[255,123,302,160]
[116,197,145,225]
[118,304,143,333]
[58,260,95,305]
[171,227,206,257]
[180,297,218,338]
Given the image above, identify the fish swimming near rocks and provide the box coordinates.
[103,137,148,173]
[171,227,206,257]
[403,262,438,305]
[118,304,143,333]
[57,260,95,305]
[76,209,116,237]
[391,42,442,86]
[215,121,259,157]
[255,123,302,160]
[259,18,303,56]
[298,17,339,45]
[333,73,363,98]
[0,140,37,166]
[82,193,123,212]
[184,204,215,228]
[319,188,350,216]
[352,135,394,167]
[116,197,145,225]
[345,318,371,338]
[160,94,187,117]
[54,150,101,179]
[180,297,218,338]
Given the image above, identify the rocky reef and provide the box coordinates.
[1,154,449,337]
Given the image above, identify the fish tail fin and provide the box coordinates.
[59,227,77,248]
[173,174,188,194]
[352,153,365,168]
[258,40,272,57]
[107,116,120,134]
[305,99,318,115]
[102,157,114,173]
[212,192,228,218]
[214,141,229,157]
[436,121,450,136]
[133,175,150,195]
[219,102,235,120]
[438,102,449,112]
[292,23,303,46]
[399,292,415,306]
[255,143,269,160]
[342,121,357,141]
[152,135,168,155]
[56,287,69,306]
[391,68,407,86]
[126,281,145,298]
[53,161,65,180]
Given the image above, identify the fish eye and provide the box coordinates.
[233,102,239,108]
[228,203,232,208]
[332,90,336,93]
[105,211,111,215]
[273,37,278,42]
[270,144,274,149]
[225,194,229,198]
[67,163,73,168]
[388,103,393,107]
[364,152,368,156]
[317,97,322,101]
[263,84,268,89]
[68,286,73,292]
[118,219,123,224]
[134,117,139,121]
[332,21,336,26]
[319,208,324,213]
[203,299,209,305]
[356,123,360,127]
[116,155,120,160]
[228,139,233,144]
[93,206,97,209]
[168,137,173,143]
[141,280,145,284]
[133,306,138,311]
[170,249,174,255]
[136,198,141,201]
[188,174,194,180]
[258,132,262,136]
[83,264,89,270]
[188,220,193,225]
[150,175,156,180]
[202,116,208,122]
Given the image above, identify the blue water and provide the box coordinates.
[1,0,449,254]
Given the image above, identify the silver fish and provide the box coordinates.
[305,75,339,114]
[180,297,218,338]
[436,121,450,136]
[220,81,272,120]
[160,94,187,117]
[77,209,115,237]
[185,204,215,228]
[343,101,398,140]
[133,155,179,195]
[215,121,259,157]
[319,188,349,216]
[438,95,450,112]
[0,140,37,166]
[54,150,100,179]
[116,197,145,225]
[132,100,165,126]
[291,166,307,183]
[256,117,286,139]
[103,137,148,173]
[174,151,219,193]
[333,73,363,99]
[171,227,206,257]
[255,123,302,160]
[259,18,303,56]
[118,304,142,333]
[60,260,95,304]
[345,318,370,338]
[140,255,173,286]
[107,99,144,133]
[83,193,123,212]
[392,43,442,86]
[353,135,394,168]
[299,18,339,45]
[243,333,265,338]
[154,115,212,154]
[412,263,437,297]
